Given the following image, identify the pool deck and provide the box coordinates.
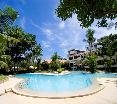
[0,77,117,104]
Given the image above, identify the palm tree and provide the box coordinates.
[83,29,97,73]
[51,52,60,61]
[84,29,96,53]
[50,52,61,71]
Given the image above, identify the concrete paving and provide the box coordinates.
[0,77,117,104]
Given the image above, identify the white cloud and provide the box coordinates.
[20,17,26,29]
[41,40,54,60]
[42,40,50,48]
[41,15,86,58]
[91,19,117,39]
[30,20,42,30]
[44,29,53,37]
[42,28,55,41]
[59,21,65,29]
[92,26,117,40]
[41,15,117,58]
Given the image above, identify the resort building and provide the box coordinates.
[68,49,85,70]
[68,47,117,71]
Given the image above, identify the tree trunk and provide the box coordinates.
[13,61,15,73]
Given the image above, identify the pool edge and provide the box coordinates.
[11,80,105,99]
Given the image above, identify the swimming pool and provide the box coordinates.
[15,72,117,97]
[16,72,93,94]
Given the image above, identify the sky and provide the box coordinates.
[0,0,117,60]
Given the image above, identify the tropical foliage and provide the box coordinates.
[0,74,8,83]
[85,54,97,73]
[84,29,96,53]
[50,52,61,72]
[49,61,61,72]
[41,61,49,71]
[97,34,117,72]
[61,61,69,70]
[0,6,42,74]
[0,6,18,33]
[51,52,60,61]
[83,32,117,73]
[56,0,117,28]
[83,29,97,73]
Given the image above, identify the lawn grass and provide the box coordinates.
[0,75,8,84]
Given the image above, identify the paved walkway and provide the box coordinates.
[0,77,117,104]
[0,77,22,95]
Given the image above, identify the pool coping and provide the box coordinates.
[12,85,104,99]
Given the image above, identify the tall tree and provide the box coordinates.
[50,52,61,71]
[97,34,117,71]
[0,6,42,73]
[41,61,49,71]
[83,29,97,73]
[84,29,95,53]
[4,26,36,72]
[0,6,18,33]
[0,34,9,71]
[31,44,42,67]
[86,54,97,73]
[56,0,117,28]
[51,52,60,61]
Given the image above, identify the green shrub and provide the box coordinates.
[86,54,97,73]
[57,68,64,73]
[49,61,61,71]
[0,75,8,83]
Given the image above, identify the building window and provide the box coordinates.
[81,55,83,58]
[70,63,73,67]
[69,57,73,60]
[97,60,104,65]
[74,56,78,59]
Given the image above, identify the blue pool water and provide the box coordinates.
[16,72,117,93]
